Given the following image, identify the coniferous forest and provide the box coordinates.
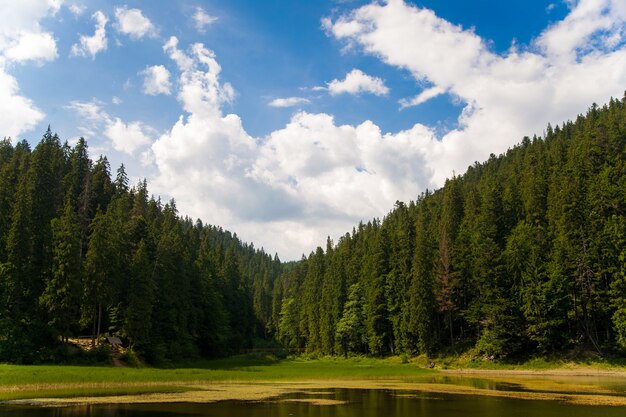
[1,97,626,363]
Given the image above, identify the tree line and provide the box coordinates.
[272,96,626,358]
[1,96,625,363]
[0,131,281,363]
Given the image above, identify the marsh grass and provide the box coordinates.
[2,354,626,403]
[0,385,196,401]
[0,355,433,401]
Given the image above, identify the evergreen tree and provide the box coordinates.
[40,199,82,342]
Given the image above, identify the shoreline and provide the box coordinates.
[4,367,626,408]
[440,367,626,377]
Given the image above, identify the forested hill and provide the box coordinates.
[0,133,281,363]
[1,97,625,364]
[272,97,626,358]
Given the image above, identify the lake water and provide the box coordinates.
[3,387,626,417]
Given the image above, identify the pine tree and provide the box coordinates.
[40,199,82,342]
[408,196,436,355]
[335,282,366,356]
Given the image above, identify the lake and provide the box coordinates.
[3,387,626,417]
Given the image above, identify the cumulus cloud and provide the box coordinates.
[327,69,389,96]
[141,65,172,96]
[163,36,235,116]
[0,68,45,139]
[268,97,311,107]
[3,32,57,64]
[0,0,61,138]
[69,4,86,17]
[193,7,218,32]
[71,10,108,59]
[147,38,431,259]
[0,0,59,64]
[323,0,626,184]
[142,1,626,260]
[114,6,156,39]
[537,0,626,62]
[399,86,446,109]
[105,118,154,154]
[66,99,154,155]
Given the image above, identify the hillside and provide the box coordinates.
[0,133,281,364]
[1,96,625,364]
[272,96,626,358]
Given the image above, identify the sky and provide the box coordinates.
[1,0,625,260]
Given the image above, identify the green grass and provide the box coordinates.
[0,385,196,401]
[0,355,433,387]
[3,353,626,403]
[413,350,626,371]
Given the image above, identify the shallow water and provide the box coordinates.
[3,387,626,417]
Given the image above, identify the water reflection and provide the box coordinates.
[3,388,626,417]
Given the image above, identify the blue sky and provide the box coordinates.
[1,0,625,259]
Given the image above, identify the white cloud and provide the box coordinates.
[163,36,235,116]
[147,38,431,260]
[141,65,172,96]
[112,96,122,105]
[0,68,45,139]
[65,99,107,123]
[3,32,57,64]
[193,7,217,33]
[327,69,389,96]
[0,0,60,138]
[114,6,156,39]
[268,97,310,107]
[70,10,107,59]
[323,0,626,185]
[399,86,445,109]
[143,1,626,260]
[66,99,154,155]
[537,0,626,62]
[0,0,59,65]
[105,118,154,155]
[69,3,86,17]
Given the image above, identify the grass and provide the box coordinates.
[2,354,626,404]
[415,350,626,371]
[0,355,433,400]
[0,385,196,401]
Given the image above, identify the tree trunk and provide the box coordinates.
[96,303,102,345]
[91,307,97,347]
[448,313,455,348]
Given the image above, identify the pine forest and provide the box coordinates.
[1,97,626,364]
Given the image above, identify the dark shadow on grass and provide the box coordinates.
[164,353,287,370]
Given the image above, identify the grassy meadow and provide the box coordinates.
[0,355,435,401]
[3,354,626,404]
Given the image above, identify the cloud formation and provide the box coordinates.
[141,65,172,96]
[105,118,154,155]
[66,99,154,156]
[71,10,108,59]
[148,38,432,259]
[193,7,218,33]
[143,0,626,260]
[69,4,86,17]
[0,0,61,138]
[399,85,445,109]
[114,6,156,39]
[0,0,59,62]
[0,68,45,139]
[327,69,389,96]
[324,0,626,184]
[268,97,310,107]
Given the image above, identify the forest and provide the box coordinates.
[0,132,281,363]
[1,96,625,363]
